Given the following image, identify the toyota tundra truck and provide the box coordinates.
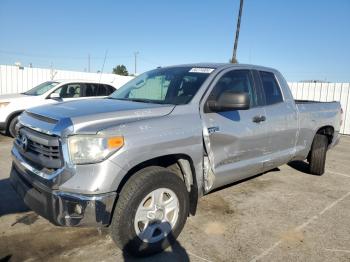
[10,64,342,256]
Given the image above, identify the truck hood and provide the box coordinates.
[25,98,175,134]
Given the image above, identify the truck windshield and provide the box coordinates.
[110,67,213,105]
[24,81,60,96]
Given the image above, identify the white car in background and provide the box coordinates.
[0,79,117,137]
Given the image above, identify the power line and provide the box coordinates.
[138,56,161,67]
[0,49,164,73]
[0,49,132,60]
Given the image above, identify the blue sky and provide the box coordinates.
[0,0,349,81]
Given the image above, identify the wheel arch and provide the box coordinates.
[5,110,24,133]
[315,125,334,145]
[116,154,199,216]
[307,125,334,162]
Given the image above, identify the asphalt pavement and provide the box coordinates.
[1,134,349,262]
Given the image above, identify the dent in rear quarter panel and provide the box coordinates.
[104,105,205,193]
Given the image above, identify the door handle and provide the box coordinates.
[252,115,266,123]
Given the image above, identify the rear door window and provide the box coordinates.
[259,71,283,105]
[54,83,83,98]
[84,83,115,96]
[105,85,116,95]
[84,83,97,97]
[96,84,109,96]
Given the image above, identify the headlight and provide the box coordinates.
[0,102,10,108]
[68,135,124,164]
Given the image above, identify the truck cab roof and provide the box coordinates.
[163,63,279,73]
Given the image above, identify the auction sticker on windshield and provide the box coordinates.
[189,68,215,73]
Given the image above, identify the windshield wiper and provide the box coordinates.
[127,98,161,103]
[109,97,166,104]
[107,97,127,100]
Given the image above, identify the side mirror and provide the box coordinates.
[207,91,250,112]
[49,92,61,100]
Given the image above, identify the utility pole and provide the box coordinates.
[231,0,244,63]
[134,51,139,75]
[88,54,91,72]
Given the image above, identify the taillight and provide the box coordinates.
[340,108,343,127]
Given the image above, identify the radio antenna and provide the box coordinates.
[99,49,108,83]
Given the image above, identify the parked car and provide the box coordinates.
[10,64,342,256]
[0,80,117,137]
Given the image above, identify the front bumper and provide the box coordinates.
[10,163,117,227]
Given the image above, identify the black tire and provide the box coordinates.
[8,115,19,138]
[309,134,328,175]
[110,166,189,257]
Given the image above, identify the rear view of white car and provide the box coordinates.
[0,80,117,137]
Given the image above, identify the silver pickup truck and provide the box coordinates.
[10,64,342,256]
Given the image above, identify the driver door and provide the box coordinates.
[201,69,269,190]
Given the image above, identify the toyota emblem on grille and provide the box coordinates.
[21,135,29,152]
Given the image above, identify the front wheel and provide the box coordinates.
[8,115,19,138]
[110,166,189,256]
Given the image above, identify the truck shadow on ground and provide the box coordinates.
[121,226,190,262]
[122,235,190,262]
[0,178,29,216]
[0,255,12,262]
[288,160,317,175]
[1,217,190,262]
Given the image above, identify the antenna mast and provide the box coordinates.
[232,0,244,63]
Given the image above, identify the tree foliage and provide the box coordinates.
[112,65,129,76]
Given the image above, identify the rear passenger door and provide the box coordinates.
[256,70,298,169]
[201,69,269,189]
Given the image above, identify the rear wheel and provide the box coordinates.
[110,166,189,256]
[309,134,328,175]
[8,115,19,138]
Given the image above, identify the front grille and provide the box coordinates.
[15,127,63,170]
[28,140,60,160]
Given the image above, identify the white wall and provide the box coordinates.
[0,65,133,95]
[288,82,350,135]
[0,65,349,134]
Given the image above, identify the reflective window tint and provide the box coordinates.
[259,71,283,105]
[209,70,257,107]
